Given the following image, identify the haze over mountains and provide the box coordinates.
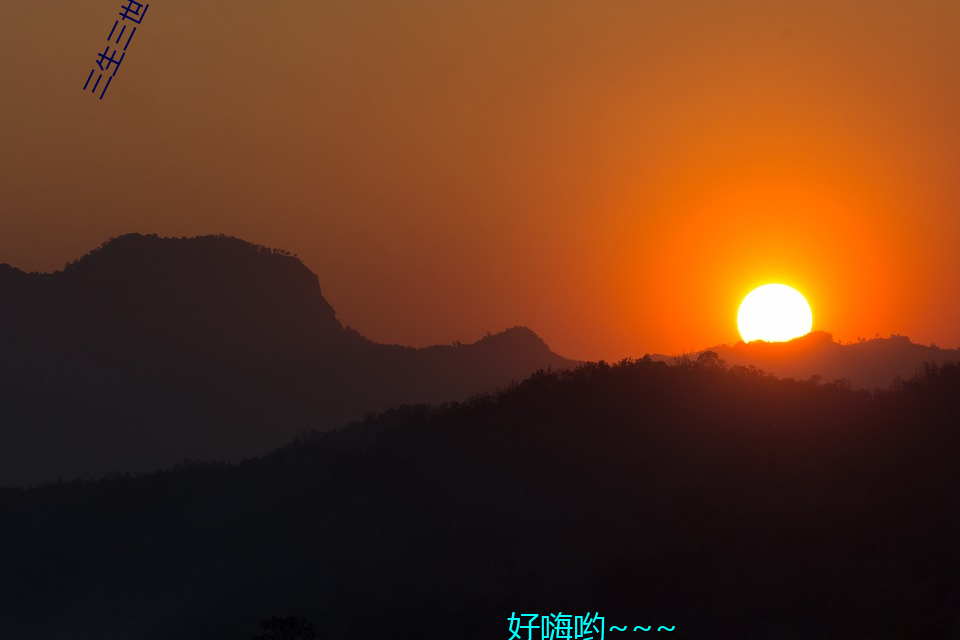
[0,233,573,486]
[1,233,953,487]
[1,233,958,638]
[694,331,960,390]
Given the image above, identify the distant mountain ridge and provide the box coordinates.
[669,331,960,390]
[0,233,574,486]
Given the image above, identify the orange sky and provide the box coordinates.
[3,0,960,360]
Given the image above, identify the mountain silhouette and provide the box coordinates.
[0,233,573,486]
[656,331,960,390]
[0,356,956,639]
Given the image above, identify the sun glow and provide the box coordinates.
[737,284,813,343]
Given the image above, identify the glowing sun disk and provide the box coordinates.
[737,284,813,343]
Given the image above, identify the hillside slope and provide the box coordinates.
[0,357,957,639]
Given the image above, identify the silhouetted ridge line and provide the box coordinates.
[1,356,957,639]
[649,331,960,390]
[0,233,574,486]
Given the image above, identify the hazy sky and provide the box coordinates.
[3,0,960,360]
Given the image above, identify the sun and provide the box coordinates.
[737,284,813,343]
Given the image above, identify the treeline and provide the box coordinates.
[0,356,957,639]
[60,233,300,274]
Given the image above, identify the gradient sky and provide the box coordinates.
[3,0,960,360]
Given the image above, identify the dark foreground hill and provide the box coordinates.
[0,233,573,486]
[697,331,960,390]
[0,356,957,640]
